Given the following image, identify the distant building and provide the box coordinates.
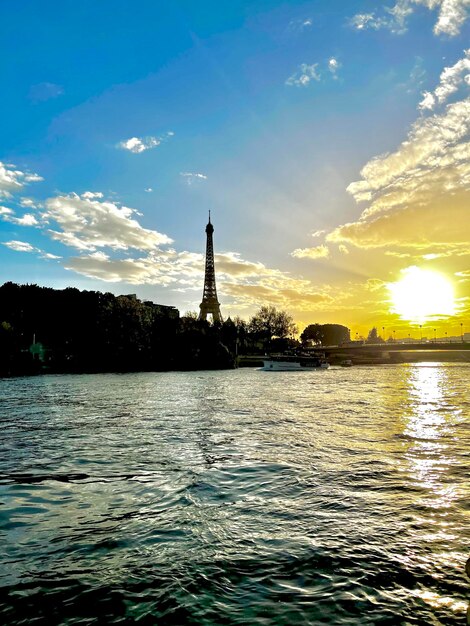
[145,302,179,319]
[117,293,179,319]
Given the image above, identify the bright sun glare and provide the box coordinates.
[388,266,455,323]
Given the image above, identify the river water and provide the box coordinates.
[0,364,469,625]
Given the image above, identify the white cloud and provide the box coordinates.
[350,0,470,36]
[42,193,173,251]
[286,63,321,87]
[0,161,43,199]
[144,187,153,193]
[311,229,326,238]
[0,206,39,226]
[81,191,104,199]
[19,197,37,208]
[11,213,39,226]
[180,172,208,185]
[432,0,470,35]
[419,49,470,109]
[291,244,330,259]
[328,57,342,78]
[118,131,174,154]
[419,91,437,109]
[3,240,36,253]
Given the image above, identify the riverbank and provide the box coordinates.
[238,349,470,367]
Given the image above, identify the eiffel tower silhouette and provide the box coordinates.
[198,212,222,322]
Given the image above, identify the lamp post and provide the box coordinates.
[433,328,436,343]
[420,324,422,343]
[445,331,448,343]
[393,330,396,343]
[382,326,385,342]
[461,322,464,342]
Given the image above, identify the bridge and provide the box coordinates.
[309,342,470,365]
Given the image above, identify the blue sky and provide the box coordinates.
[1,0,469,332]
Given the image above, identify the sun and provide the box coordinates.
[388,266,455,323]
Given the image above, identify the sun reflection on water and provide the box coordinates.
[402,363,458,509]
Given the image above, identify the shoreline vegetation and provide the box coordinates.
[1,282,468,378]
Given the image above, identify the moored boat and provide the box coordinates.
[261,352,329,371]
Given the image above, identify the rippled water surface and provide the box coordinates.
[1,364,469,625]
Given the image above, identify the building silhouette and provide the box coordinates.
[199,212,222,322]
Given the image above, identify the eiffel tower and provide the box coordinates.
[199,212,222,322]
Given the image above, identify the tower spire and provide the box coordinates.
[198,212,222,323]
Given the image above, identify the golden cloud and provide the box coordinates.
[290,245,330,259]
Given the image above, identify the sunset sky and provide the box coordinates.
[1,0,469,337]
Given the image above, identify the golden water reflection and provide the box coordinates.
[396,364,467,618]
[402,364,462,511]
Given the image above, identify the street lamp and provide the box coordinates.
[461,322,464,342]
[419,324,422,343]
[382,326,385,342]
[393,330,396,343]
[445,331,448,343]
[433,328,436,343]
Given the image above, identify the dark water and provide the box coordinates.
[0,364,469,625]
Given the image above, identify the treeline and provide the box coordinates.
[0,283,237,376]
[300,323,350,346]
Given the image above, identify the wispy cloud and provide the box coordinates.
[29,82,64,102]
[3,240,36,253]
[288,17,313,32]
[285,63,320,87]
[2,240,61,260]
[350,0,470,37]
[118,131,174,154]
[286,58,342,87]
[180,172,208,185]
[291,245,330,259]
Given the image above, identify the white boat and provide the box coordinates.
[261,353,330,371]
